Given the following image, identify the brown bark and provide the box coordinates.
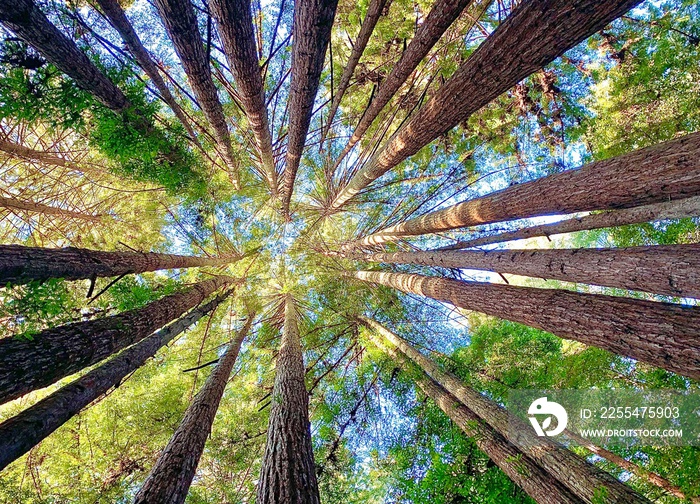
[0,244,240,287]
[330,0,643,210]
[438,196,700,250]
[0,276,234,405]
[153,0,239,186]
[134,313,253,504]
[257,296,320,504]
[0,196,102,222]
[210,0,277,193]
[0,290,230,471]
[355,270,700,379]
[359,244,700,298]
[0,138,77,170]
[281,0,339,218]
[353,132,700,246]
[361,318,649,504]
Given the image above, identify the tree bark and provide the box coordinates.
[322,0,388,141]
[0,196,102,222]
[153,0,239,186]
[0,290,230,471]
[0,137,78,170]
[0,244,240,287]
[330,0,643,211]
[438,196,700,250]
[359,244,700,298]
[134,312,253,504]
[0,276,234,405]
[281,0,339,218]
[210,0,277,193]
[355,271,700,379]
[257,296,320,504]
[361,317,649,504]
[352,132,700,246]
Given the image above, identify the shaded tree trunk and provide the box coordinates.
[352,132,700,246]
[134,312,253,504]
[0,196,102,222]
[0,244,239,287]
[210,0,277,193]
[257,296,320,504]
[355,270,700,379]
[281,0,339,218]
[0,290,231,471]
[330,0,643,210]
[153,0,239,186]
[361,317,649,504]
[438,196,700,250]
[359,244,700,298]
[0,276,234,405]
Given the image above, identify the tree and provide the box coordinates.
[0,196,103,222]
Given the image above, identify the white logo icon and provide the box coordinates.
[528,397,568,437]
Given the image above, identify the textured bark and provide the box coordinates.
[360,244,700,298]
[362,318,649,504]
[210,0,277,193]
[93,0,198,139]
[153,0,239,185]
[0,276,234,405]
[322,0,388,140]
[0,291,230,471]
[134,313,253,504]
[281,0,339,218]
[439,196,700,250]
[257,296,320,504]
[0,0,130,112]
[353,132,700,246]
[0,138,77,170]
[330,0,643,210]
[355,271,700,379]
[0,196,102,222]
[0,244,239,287]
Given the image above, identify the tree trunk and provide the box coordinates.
[0,276,234,405]
[153,0,239,186]
[0,137,78,170]
[92,0,198,140]
[0,196,102,222]
[330,0,643,211]
[438,196,700,250]
[0,244,240,287]
[257,296,320,504]
[365,327,584,504]
[0,0,130,112]
[322,0,388,141]
[355,271,700,379]
[210,0,277,193]
[281,0,339,218]
[0,290,230,471]
[359,244,700,298]
[352,132,700,246]
[134,312,253,504]
[361,317,649,504]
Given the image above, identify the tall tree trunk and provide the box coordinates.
[134,312,253,504]
[329,0,643,211]
[438,196,700,250]
[0,276,234,405]
[0,290,230,471]
[352,132,700,246]
[358,244,700,298]
[281,0,339,219]
[153,0,239,186]
[322,0,388,142]
[0,196,103,222]
[355,271,700,379]
[0,137,79,170]
[210,0,277,193]
[361,317,649,504]
[0,0,130,112]
[92,0,198,140]
[0,244,240,287]
[257,296,320,504]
